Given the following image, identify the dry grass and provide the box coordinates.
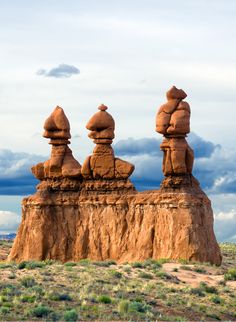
[0,241,235,321]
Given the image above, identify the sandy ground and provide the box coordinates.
[163,263,236,290]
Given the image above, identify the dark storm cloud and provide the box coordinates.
[0,149,42,195]
[37,64,80,78]
[114,133,235,193]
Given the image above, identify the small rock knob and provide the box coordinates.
[98,104,108,111]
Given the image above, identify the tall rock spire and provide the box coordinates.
[156,86,194,177]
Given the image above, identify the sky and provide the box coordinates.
[0,0,236,241]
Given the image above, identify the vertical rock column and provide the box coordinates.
[155,86,222,264]
[81,104,135,192]
[156,86,194,179]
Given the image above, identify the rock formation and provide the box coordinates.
[32,106,82,190]
[8,95,222,265]
[156,86,194,176]
[81,104,134,180]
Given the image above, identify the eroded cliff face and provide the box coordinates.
[8,176,222,265]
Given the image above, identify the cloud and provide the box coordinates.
[37,64,80,78]
[0,149,43,195]
[214,209,236,242]
[115,137,162,157]
[0,211,21,233]
[114,133,224,191]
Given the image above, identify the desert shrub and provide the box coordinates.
[128,300,150,313]
[93,260,116,267]
[98,295,112,304]
[79,259,90,266]
[18,261,45,270]
[224,268,236,281]
[1,284,19,296]
[199,282,218,294]
[143,259,162,269]
[21,295,36,303]
[18,261,27,269]
[43,259,56,265]
[31,305,50,318]
[156,270,172,280]
[0,307,10,314]
[0,263,13,269]
[49,292,72,301]
[109,269,122,278]
[193,266,207,274]
[211,295,223,304]
[20,276,36,288]
[64,262,77,267]
[64,309,78,322]
[131,262,143,268]
[138,272,153,279]
[190,287,205,297]
[118,299,129,314]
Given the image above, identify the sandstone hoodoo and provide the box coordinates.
[9,92,222,265]
[32,106,82,189]
[82,104,135,181]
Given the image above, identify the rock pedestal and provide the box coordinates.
[8,97,222,265]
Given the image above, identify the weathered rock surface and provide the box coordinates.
[8,175,221,265]
[8,97,222,265]
[156,86,193,176]
[81,104,134,180]
[32,106,81,180]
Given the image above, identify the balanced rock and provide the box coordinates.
[31,106,82,189]
[81,104,134,181]
[156,86,193,176]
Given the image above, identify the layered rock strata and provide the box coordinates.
[8,96,222,265]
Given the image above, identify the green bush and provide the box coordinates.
[224,268,236,281]
[20,276,36,288]
[64,309,78,322]
[138,272,153,279]
[143,259,162,269]
[131,262,143,268]
[156,270,172,280]
[193,266,207,274]
[109,269,122,278]
[93,260,116,267]
[21,295,36,303]
[190,287,205,297]
[79,259,90,266]
[211,295,223,304]
[18,261,45,270]
[199,282,218,294]
[31,305,50,318]
[98,295,112,304]
[64,262,77,267]
[49,292,72,301]
[128,300,150,313]
[0,307,10,314]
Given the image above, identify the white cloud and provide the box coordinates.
[213,208,236,242]
[0,211,21,233]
